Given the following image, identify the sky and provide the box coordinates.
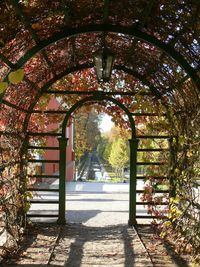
[99,114,114,132]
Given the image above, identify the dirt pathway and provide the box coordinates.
[2,192,190,267]
[50,224,153,267]
[2,223,153,267]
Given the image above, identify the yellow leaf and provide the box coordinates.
[8,69,24,84]
[0,81,8,93]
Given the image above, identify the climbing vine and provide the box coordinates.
[0,0,199,263]
[140,90,200,264]
[0,134,23,257]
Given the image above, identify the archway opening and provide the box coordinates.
[26,92,171,228]
[58,94,137,226]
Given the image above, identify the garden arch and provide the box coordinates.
[0,1,199,259]
[58,94,138,225]
[21,64,163,135]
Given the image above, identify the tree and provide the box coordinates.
[97,135,112,162]
[109,138,129,178]
[74,108,101,169]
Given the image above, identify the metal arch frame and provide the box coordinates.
[1,24,199,114]
[20,63,160,172]
[57,94,138,226]
[0,21,197,224]
[0,2,197,226]
[21,63,162,134]
[62,95,136,137]
[12,24,200,91]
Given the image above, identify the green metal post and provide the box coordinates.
[57,137,68,225]
[168,137,176,198]
[128,138,139,226]
[20,136,29,225]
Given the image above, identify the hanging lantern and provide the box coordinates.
[94,48,114,82]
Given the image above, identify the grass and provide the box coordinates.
[103,165,128,182]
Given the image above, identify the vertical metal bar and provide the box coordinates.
[72,118,77,181]
[20,136,29,225]
[168,137,176,198]
[128,138,139,226]
[57,137,68,225]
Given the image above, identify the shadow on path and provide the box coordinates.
[136,225,190,267]
[2,224,153,267]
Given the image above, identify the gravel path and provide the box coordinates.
[29,191,150,225]
[2,191,190,267]
[3,223,153,267]
[66,192,130,226]
[50,224,153,267]
[3,192,154,267]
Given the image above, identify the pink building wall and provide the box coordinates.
[43,97,74,181]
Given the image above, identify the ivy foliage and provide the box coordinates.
[0,0,199,263]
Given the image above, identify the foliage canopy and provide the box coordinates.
[0,0,199,263]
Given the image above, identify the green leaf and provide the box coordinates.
[0,81,8,93]
[8,69,24,84]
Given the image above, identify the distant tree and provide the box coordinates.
[97,135,112,162]
[109,138,129,178]
[85,110,101,151]
[103,141,112,162]
[97,136,107,159]
[74,108,101,168]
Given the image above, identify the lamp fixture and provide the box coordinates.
[94,48,114,82]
